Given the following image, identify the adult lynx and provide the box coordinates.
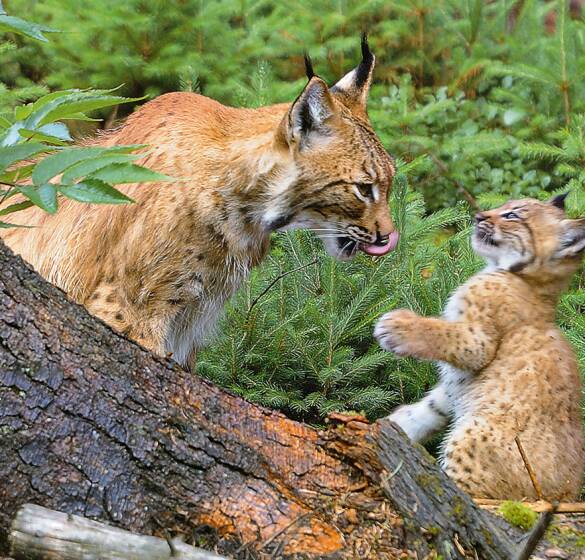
[2,37,399,367]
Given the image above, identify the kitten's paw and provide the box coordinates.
[374,309,421,357]
[387,405,424,441]
[388,405,413,433]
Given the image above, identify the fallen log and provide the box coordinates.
[9,504,227,560]
[0,241,523,559]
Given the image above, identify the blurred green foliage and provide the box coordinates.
[1,0,584,421]
[3,0,585,208]
[0,9,171,227]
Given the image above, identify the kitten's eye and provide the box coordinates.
[354,183,374,201]
[502,211,520,220]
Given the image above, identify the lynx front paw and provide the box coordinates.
[374,309,423,357]
[388,405,417,439]
[387,404,432,442]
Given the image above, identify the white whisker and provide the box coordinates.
[337,239,354,259]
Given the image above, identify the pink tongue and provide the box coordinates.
[359,230,400,256]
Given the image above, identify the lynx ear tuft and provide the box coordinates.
[355,32,375,88]
[549,192,569,211]
[303,53,315,80]
[555,218,585,258]
[330,33,376,116]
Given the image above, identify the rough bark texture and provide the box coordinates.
[376,420,519,558]
[0,242,521,559]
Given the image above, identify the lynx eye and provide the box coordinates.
[354,183,374,201]
[502,211,520,220]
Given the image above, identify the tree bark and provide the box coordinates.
[0,242,521,559]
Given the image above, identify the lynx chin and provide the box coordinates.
[375,194,584,500]
[1,36,399,368]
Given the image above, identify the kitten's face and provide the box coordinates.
[472,195,585,275]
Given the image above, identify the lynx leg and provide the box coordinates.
[85,282,167,356]
[387,384,451,443]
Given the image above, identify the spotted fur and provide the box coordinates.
[1,38,398,367]
[375,196,585,499]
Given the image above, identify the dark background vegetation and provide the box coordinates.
[1,0,584,424]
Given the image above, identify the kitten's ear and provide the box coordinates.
[548,192,569,211]
[555,218,585,258]
[330,33,375,117]
[284,76,336,147]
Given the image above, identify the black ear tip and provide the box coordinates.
[303,52,315,80]
[361,32,373,60]
[551,192,569,210]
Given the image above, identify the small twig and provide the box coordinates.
[380,459,404,492]
[247,258,318,315]
[475,499,585,513]
[453,533,467,557]
[152,517,179,558]
[0,182,17,206]
[269,539,285,560]
[258,512,311,551]
[105,105,119,130]
[513,502,558,560]
[164,530,179,558]
[514,435,544,500]
[234,512,310,556]
[428,153,478,209]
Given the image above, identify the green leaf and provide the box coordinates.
[4,91,143,140]
[0,199,34,217]
[29,89,124,115]
[59,179,133,204]
[59,113,102,122]
[32,147,104,184]
[61,153,142,183]
[89,162,171,184]
[19,123,73,144]
[0,123,23,147]
[0,220,33,229]
[18,183,58,214]
[0,163,35,183]
[15,103,33,121]
[29,89,85,113]
[31,146,144,185]
[0,14,56,42]
[0,143,48,173]
[39,94,144,126]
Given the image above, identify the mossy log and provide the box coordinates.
[0,241,522,559]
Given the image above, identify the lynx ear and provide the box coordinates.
[548,192,569,211]
[285,76,335,146]
[555,218,585,258]
[331,33,375,117]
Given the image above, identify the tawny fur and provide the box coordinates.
[1,42,397,367]
[375,196,585,500]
